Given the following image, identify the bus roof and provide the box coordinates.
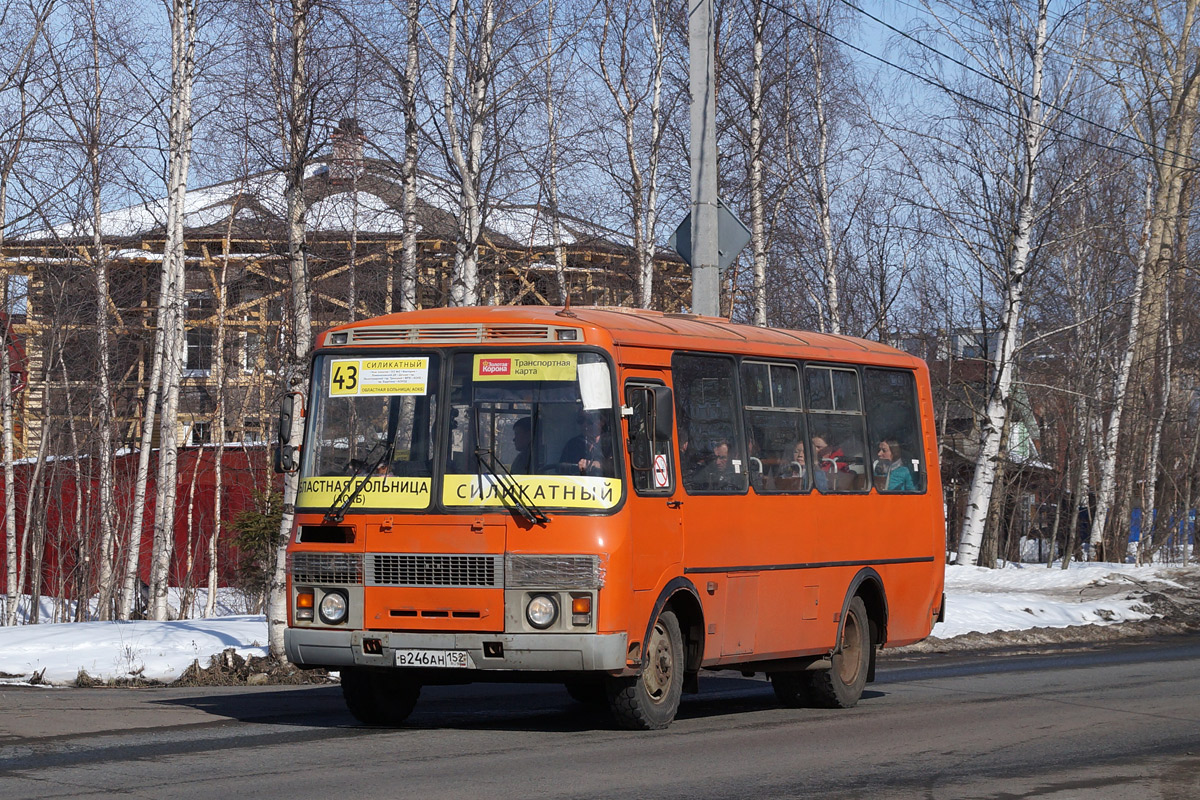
[322,305,924,368]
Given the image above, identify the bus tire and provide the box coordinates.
[606,609,684,730]
[341,668,420,726]
[809,596,871,709]
[768,670,813,708]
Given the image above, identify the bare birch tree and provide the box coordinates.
[1091,0,1200,557]
[899,0,1087,565]
[1,0,55,625]
[588,0,668,309]
[268,0,318,657]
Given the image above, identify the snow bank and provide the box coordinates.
[0,617,267,686]
[931,562,1167,638]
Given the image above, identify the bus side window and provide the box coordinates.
[805,366,869,493]
[741,360,808,494]
[625,383,674,495]
[863,368,926,493]
[673,354,749,494]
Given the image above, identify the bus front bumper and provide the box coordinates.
[285,627,628,673]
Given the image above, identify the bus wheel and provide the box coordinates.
[341,668,421,726]
[768,670,813,708]
[606,609,684,730]
[810,596,871,709]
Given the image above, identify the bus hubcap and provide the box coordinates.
[645,621,672,701]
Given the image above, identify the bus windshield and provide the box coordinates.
[296,349,622,514]
[444,351,622,513]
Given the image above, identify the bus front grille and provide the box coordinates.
[288,552,364,585]
[367,554,504,588]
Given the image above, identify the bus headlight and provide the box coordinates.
[318,590,348,625]
[525,594,559,629]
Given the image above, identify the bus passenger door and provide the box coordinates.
[624,378,682,592]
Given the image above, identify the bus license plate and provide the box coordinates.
[395,649,475,668]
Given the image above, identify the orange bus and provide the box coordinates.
[280,306,945,729]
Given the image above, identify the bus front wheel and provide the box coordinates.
[341,667,421,726]
[606,609,684,730]
[809,595,871,708]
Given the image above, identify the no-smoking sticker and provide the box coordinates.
[652,453,670,488]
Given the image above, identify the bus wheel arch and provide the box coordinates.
[845,570,887,683]
[806,571,888,709]
[842,568,888,651]
[605,578,703,730]
[643,577,705,685]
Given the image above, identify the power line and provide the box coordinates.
[835,0,1199,170]
[754,0,1195,172]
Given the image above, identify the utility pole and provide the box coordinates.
[689,0,719,316]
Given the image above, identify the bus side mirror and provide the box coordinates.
[652,386,674,441]
[275,393,302,473]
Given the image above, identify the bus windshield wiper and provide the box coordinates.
[325,439,393,523]
[474,446,550,525]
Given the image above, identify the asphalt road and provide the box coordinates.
[2,638,1198,799]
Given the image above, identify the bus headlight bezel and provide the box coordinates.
[525,593,559,629]
[318,589,349,625]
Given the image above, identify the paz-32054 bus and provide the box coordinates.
[279,306,945,729]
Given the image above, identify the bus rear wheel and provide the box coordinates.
[606,609,684,730]
[341,668,421,726]
[809,596,871,708]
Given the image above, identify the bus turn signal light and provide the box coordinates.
[571,595,591,626]
[296,591,314,621]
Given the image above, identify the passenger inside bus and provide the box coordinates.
[812,432,852,491]
[775,439,819,491]
[874,438,916,492]
[510,417,534,474]
[559,411,610,476]
[694,438,737,489]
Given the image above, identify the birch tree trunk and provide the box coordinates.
[1137,303,1171,564]
[268,0,316,658]
[956,2,1049,565]
[204,220,233,618]
[1,310,15,625]
[0,7,49,626]
[1089,180,1152,559]
[399,0,419,313]
[542,0,568,303]
[87,0,117,616]
[642,2,664,311]
[445,0,493,307]
[595,0,663,310]
[809,30,839,336]
[749,0,767,327]
[148,0,199,621]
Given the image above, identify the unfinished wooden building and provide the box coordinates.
[0,152,689,459]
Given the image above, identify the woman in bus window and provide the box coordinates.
[776,440,818,491]
[874,439,916,492]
